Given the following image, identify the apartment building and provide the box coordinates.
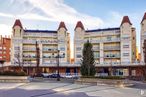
[11,19,73,74]
[0,36,11,62]
[141,12,146,63]
[74,16,137,76]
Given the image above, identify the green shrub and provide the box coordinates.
[0,71,27,76]
[97,76,125,79]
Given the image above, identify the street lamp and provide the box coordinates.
[0,60,5,73]
[57,50,60,81]
[56,50,65,81]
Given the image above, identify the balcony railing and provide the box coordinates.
[23,40,58,44]
[104,54,120,58]
[23,47,36,51]
[89,38,120,43]
[93,47,100,51]
[43,48,58,51]
[103,46,120,50]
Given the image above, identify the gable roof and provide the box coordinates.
[24,30,57,33]
[141,12,146,24]
[13,19,23,28]
[120,16,132,26]
[75,21,84,30]
[57,21,67,30]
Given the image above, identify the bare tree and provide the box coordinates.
[14,51,24,72]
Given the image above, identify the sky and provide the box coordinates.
[0,0,146,58]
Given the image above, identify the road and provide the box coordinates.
[0,81,146,97]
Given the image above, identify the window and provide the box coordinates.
[123,45,129,48]
[60,47,65,51]
[3,47,6,50]
[107,36,112,41]
[76,47,81,51]
[122,37,129,40]
[123,53,129,56]
[14,47,20,50]
[76,54,82,58]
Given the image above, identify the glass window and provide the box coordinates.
[107,36,112,41]
[60,47,65,51]
[123,45,129,48]
[76,47,81,51]
[76,54,82,58]
[123,53,129,56]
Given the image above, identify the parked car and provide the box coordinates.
[48,74,62,78]
[41,73,50,78]
[65,75,73,79]
[33,73,43,77]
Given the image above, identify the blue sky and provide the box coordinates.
[0,0,146,57]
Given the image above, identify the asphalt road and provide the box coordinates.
[0,81,146,97]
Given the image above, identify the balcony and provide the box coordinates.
[103,46,120,50]
[89,38,120,43]
[23,55,36,59]
[93,47,100,51]
[23,47,36,51]
[23,40,58,44]
[103,38,120,42]
[43,48,58,52]
[104,54,120,58]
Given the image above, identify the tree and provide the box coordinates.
[14,51,24,72]
[143,39,146,80]
[80,40,96,76]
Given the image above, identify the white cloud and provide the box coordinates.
[0,24,12,36]
[0,12,14,18]
[27,0,104,28]
[17,13,56,21]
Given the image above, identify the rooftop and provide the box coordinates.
[141,12,146,23]
[13,19,23,28]
[75,21,84,30]
[120,16,132,26]
[24,29,57,33]
[85,27,120,32]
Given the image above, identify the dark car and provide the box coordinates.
[48,74,62,78]
[33,73,43,77]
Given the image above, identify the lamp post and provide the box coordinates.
[57,50,60,81]
[0,60,5,73]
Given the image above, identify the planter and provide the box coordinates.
[0,76,30,83]
[75,78,133,87]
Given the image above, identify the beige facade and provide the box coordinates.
[74,16,136,66]
[67,33,71,63]
[141,12,146,63]
[11,20,71,68]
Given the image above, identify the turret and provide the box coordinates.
[57,21,68,63]
[120,16,133,63]
[74,21,84,31]
[74,21,85,63]
[12,19,23,37]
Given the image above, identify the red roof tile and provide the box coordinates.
[141,12,146,24]
[75,21,84,30]
[13,19,23,28]
[58,21,67,30]
[120,16,132,26]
